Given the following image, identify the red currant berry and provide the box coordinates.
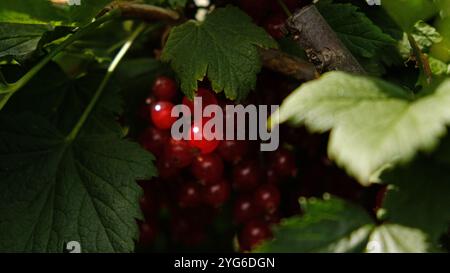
[265,164,279,184]
[138,127,169,157]
[254,184,281,214]
[202,179,230,207]
[182,87,218,114]
[150,101,177,130]
[164,138,195,168]
[270,148,297,178]
[264,14,286,39]
[152,76,177,101]
[233,195,261,224]
[177,182,202,208]
[232,160,261,192]
[264,211,281,225]
[238,220,272,251]
[217,140,249,164]
[191,154,224,185]
[156,158,180,180]
[139,220,158,245]
[189,119,220,154]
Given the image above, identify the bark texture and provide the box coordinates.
[259,48,319,81]
[286,5,365,74]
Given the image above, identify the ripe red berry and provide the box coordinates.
[233,195,261,224]
[264,211,281,225]
[270,148,298,178]
[232,160,261,192]
[177,182,202,208]
[164,138,195,168]
[265,164,279,184]
[254,184,281,214]
[264,14,286,39]
[138,127,169,156]
[217,140,249,164]
[202,179,230,207]
[238,220,273,251]
[156,158,180,180]
[191,154,224,185]
[152,76,177,101]
[189,119,220,154]
[182,87,218,114]
[150,101,177,130]
[139,221,158,245]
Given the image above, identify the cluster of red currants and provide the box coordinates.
[135,75,298,251]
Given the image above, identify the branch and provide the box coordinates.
[99,1,180,23]
[407,34,433,85]
[100,3,318,81]
[286,5,365,74]
[259,48,319,81]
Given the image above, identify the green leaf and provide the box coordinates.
[0,0,112,62]
[358,56,386,77]
[3,63,122,136]
[317,1,395,59]
[399,21,443,58]
[256,196,432,253]
[412,21,443,50]
[274,72,450,184]
[0,23,53,61]
[52,21,132,75]
[278,37,306,59]
[0,113,156,252]
[360,7,404,68]
[256,197,375,253]
[63,0,111,25]
[0,0,110,26]
[382,0,438,31]
[428,56,449,76]
[367,224,430,253]
[161,6,277,100]
[145,0,188,9]
[167,0,188,8]
[0,61,156,252]
[0,0,67,25]
[381,145,450,244]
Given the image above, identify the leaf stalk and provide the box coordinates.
[65,23,146,142]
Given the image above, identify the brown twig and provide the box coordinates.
[286,5,365,74]
[98,1,180,22]
[407,34,433,84]
[98,2,319,81]
[259,48,319,81]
